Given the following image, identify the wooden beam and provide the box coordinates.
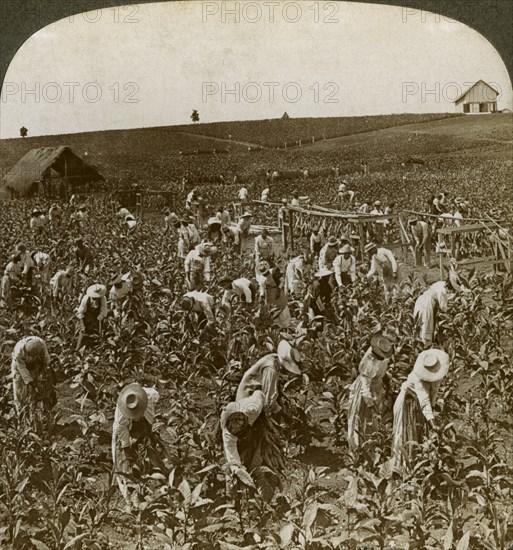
[438,222,513,235]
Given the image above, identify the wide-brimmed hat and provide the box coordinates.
[218,274,233,286]
[208,217,221,226]
[374,200,382,207]
[222,395,264,429]
[327,236,339,247]
[241,212,253,218]
[118,383,148,420]
[31,209,42,216]
[364,242,378,254]
[370,334,393,359]
[277,340,301,375]
[314,267,333,278]
[414,349,449,382]
[86,284,107,299]
[339,234,349,243]
[339,244,352,254]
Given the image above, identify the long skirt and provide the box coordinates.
[414,296,437,344]
[188,270,205,291]
[391,390,426,474]
[347,377,380,454]
[237,413,285,501]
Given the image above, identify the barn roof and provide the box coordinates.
[1,146,104,195]
[454,80,499,104]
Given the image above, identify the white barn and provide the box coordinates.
[455,80,499,114]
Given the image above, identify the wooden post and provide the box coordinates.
[282,208,288,250]
[288,208,295,251]
[358,220,366,261]
[438,230,444,279]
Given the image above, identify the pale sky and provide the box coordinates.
[0,0,511,138]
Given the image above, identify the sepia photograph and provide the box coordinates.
[0,1,512,548]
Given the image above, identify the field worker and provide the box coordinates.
[112,383,164,505]
[413,260,471,347]
[347,334,393,454]
[76,284,108,350]
[255,228,275,266]
[184,242,215,291]
[290,191,300,207]
[238,212,253,252]
[24,251,52,290]
[180,290,215,325]
[220,340,301,496]
[185,188,197,210]
[272,169,279,181]
[1,254,23,308]
[333,244,357,287]
[370,201,386,244]
[117,206,132,220]
[390,349,449,474]
[284,252,307,297]
[383,202,396,239]
[77,204,89,224]
[186,217,201,248]
[311,267,335,316]
[365,242,399,301]
[30,209,47,235]
[219,275,256,313]
[11,336,55,414]
[177,220,191,258]
[257,261,292,329]
[49,204,62,226]
[260,187,270,202]
[238,185,249,204]
[409,218,431,268]
[207,217,222,243]
[109,273,132,308]
[75,239,94,273]
[222,224,242,255]
[310,226,323,256]
[318,236,339,272]
[50,265,75,301]
[216,205,231,227]
[125,214,137,232]
[164,210,180,233]
[358,200,370,214]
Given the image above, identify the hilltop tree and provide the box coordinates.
[191,110,200,123]
[20,126,28,137]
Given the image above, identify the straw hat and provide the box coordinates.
[327,236,339,247]
[118,383,148,420]
[339,244,352,254]
[374,200,382,207]
[277,340,301,374]
[222,395,264,429]
[86,284,107,299]
[364,242,378,254]
[208,217,221,226]
[370,334,393,359]
[314,267,333,278]
[414,349,449,382]
[241,212,253,218]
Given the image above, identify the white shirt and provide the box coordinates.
[333,254,357,285]
[50,271,72,298]
[222,278,253,306]
[238,187,248,200]
[183,291,215,321]
[184,249,211,281]
[367,248,398,278]
[255,235,274,261]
